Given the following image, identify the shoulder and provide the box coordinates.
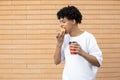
[84,31,94,36]
[83,31,98,44]
[83,31,95,38]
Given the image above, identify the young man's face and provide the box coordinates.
[59,17,74,34]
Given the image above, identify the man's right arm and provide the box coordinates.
[54,30,65,65]
[54,43,62,65]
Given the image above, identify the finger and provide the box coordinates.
[57,32,65,41]
[70,44,78,49]
[74,43,79,46]
[74,44,81,48]
[61,32,65,38]
[56,33,60,39]
[59,31,65,39]
[69,44,75,48]
[60,31,65,36]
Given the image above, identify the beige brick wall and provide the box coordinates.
[0,0,120,80]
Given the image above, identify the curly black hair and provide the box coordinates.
[57,6,82,24]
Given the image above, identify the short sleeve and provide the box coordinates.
[87,34,103,73]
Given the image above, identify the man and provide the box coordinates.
[54,6,103,80]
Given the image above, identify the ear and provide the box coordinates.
[72,20,76,24]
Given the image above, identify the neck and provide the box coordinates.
[69,25,83,37]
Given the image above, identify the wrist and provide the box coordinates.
[78,50,86,56]
[56,43,63,48]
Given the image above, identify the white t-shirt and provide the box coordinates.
[61,31,103,80]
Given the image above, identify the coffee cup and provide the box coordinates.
[69,41,77,54]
